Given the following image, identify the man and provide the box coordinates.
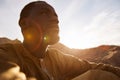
[0,1,120,80]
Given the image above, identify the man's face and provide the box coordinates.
[22,5,59,47]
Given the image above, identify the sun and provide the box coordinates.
[59,27,100,49]
[59,29,89,49]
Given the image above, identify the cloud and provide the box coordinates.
[81,9,120,46]
[60,0,88,23]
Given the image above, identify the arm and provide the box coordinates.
[58,52,120,79]
[89,61,120,77]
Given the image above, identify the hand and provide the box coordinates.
[0,66,26,80]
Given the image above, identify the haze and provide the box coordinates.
[0,0,120,49]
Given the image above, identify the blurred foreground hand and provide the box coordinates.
[0,66,26,80]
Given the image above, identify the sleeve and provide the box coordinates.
[0,44,18,73]
[89,62,120,78]
[0,44,26,80]
[57,51,120,79]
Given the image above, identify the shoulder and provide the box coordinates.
[47,47,78,60]
[0,37,23,55]
[0,37,21,44]
[47,47,64,56]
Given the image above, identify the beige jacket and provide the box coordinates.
[0,39,120,80]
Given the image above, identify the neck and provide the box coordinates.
[23,41,48,58]
[33,44,48,58]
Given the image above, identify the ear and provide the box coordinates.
[19,18,31,28]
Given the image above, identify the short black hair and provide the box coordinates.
[19,1,53,26]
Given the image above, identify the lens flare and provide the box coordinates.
[23,23,43,52]
[32,26,43,51]
[44,35,50,44]
[26,33,33,41]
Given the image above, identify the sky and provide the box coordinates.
[0,0,120,49]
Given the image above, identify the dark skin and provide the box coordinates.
[20,5,59,58]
